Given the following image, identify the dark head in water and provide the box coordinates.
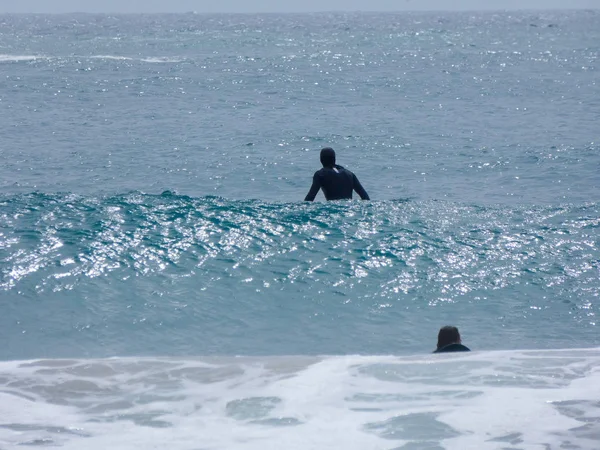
[320,147,336,168]
[434,326,471,353]
[437,326,461,348]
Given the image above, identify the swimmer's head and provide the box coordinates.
[437,326,461,350]
[320,147,336,168]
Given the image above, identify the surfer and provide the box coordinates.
[434,326,471,353]
[304,147,370,201]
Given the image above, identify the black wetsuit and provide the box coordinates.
[304,165,370,201]
[433,343,471,354]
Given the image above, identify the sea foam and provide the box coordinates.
[0,54,41,62]
[1,349,598,449]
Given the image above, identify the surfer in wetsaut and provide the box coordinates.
[434,326,471,353]
[304,147,370,201]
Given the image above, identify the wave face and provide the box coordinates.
[1,350,599,449]
[1,193,598,359]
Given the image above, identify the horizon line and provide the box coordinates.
[0,7,598,15]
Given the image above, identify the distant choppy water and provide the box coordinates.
[0,11,599,449]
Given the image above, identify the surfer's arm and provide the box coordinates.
[304,174,321,201]
[353,174,370,200]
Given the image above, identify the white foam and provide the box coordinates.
[89,55,134,61]
[0,54,41,62]
[0,350,599,449]
[139,57,186,63]
[89,55,184,63]
[0,54,184,64]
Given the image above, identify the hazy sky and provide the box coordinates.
[0,0,598,14]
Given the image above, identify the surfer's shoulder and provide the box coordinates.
[433,343,471,354]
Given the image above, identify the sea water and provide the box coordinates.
[0,10,599,449]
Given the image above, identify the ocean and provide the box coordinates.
[0,9,599,449]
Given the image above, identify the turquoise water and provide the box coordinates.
[1,10,599,449]
[1,193,599,359]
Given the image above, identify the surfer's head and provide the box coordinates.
[437,326,461,350]
[320,147,336,168]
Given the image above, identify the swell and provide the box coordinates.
[0,192,598,357]
[1,192,598,291]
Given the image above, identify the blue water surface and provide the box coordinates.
[0,10,598,360]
